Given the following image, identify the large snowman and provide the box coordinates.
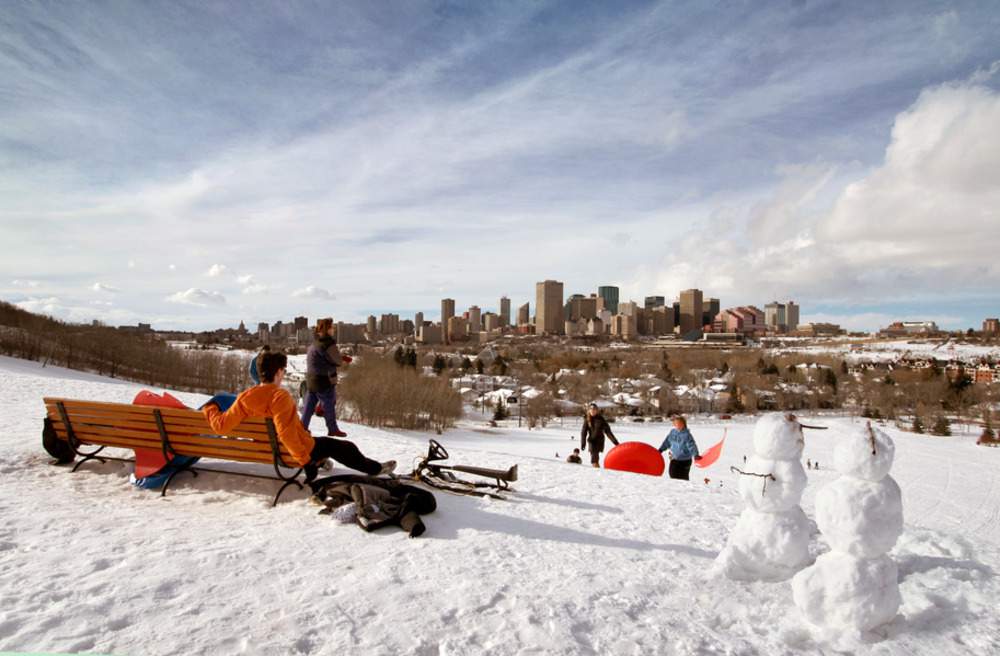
[792,421,903,633]
[716,413,811,581]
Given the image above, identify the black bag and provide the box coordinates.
[42,418,75,464]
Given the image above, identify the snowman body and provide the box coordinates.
[792,423,903,633]
[717,414,811,581]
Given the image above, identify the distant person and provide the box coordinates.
[806,458,812,469]
[658,416,701,481]
[301,318,352,437]
[204,351,392,482]
[566,448,582,464]
[580,403,619,468]
[814,461,820,470]
[743,455,747,464]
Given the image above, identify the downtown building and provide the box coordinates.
[535,280,564,335]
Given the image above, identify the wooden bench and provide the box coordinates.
[43,397,306,506]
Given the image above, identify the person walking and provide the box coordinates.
[658,416,701,480]
[580,403,619,468]
[301,318,352,437]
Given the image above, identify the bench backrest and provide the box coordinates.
[43,397,297,467]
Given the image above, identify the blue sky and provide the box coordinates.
[2,1,999,331]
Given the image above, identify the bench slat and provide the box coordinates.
[48,421,288,457]
[45,409,272,442]
[43,398,272,430]
[48,426,279,464]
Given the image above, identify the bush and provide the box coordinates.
[911,415,925,434]
[339,355,462,431]
[493,403,509,421]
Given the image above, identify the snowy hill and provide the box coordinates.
[1,354,999,655]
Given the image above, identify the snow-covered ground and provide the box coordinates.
[2,354,999,655]
[770,338,1000,364]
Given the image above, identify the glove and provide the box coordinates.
[342,355,353,364]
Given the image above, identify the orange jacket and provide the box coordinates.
[202,384,316,466]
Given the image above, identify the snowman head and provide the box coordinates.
[752,412,805,460]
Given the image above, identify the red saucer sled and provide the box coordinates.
[603,442,665,476]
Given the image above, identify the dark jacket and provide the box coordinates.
[306,336,344,392]
[311,474,437,538]
[581,413,619,453]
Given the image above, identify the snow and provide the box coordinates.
[2,355,1000,654]
[814,476,904,557]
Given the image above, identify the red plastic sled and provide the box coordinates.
[604,441,665,476]
[694,431,726,469]
[131,391,189,478]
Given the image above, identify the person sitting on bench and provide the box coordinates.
[202,351,394,481]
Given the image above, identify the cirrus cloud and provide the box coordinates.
[292,285,335,300]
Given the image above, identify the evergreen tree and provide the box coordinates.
[476,359,484,375]
[824,368,838,392]
[720,361,730,375]
[493,403,509,421]
[931,415,951,436]
[406,348,418,368]
[982,408,995,440]
[911,415,925,434]
[432,354,446,376]
[393,346,405,367]
[461,356,473,372]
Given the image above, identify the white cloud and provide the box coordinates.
[242,283,272,295]
[236,274,255,285]
[206,263,229,277]
[91,282,120,293]
[166,288,227,306]
[168,264,176,271]
[292,285,335,300]
[127,259,136,269]
[11,279,40,288]
[644,79,1000,308]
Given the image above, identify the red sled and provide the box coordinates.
[131,391,188,478]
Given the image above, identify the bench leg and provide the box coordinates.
[272,479,303,507]
[71,447,107,472]
[160,467,199,497]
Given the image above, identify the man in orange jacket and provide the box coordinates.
[203,351,394,481]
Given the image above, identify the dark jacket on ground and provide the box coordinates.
[306,336,344,393]
[581,414,619,454]
[311,474,437,538]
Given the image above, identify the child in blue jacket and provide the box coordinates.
[658,416,701,480]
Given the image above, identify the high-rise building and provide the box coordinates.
[644,296,666,311]
[673,301,680,329]
[379,313,400,335]
[517,302,530,326]
[483,312,499,333]
[984,318,1000,334]
[650,306,674,335]
[702,298,720,327]
[785,301,800,331]
[294,316,309,330]
[598,286,619,315]
[499,297,511,327]
[447,316,468,341]
[441,298,455,342]
[417,323,442,344]
[366,315,377,336]
[765,302,787,330]
[679,289,704,335]
[536,280,564,335]
[468,306,482,333]
[257,322,270,343]
[565,294,585,321]
[611,314,637,340]
[619,301,639,316]
[415,312,424,331]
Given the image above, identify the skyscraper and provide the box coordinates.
[598,286,619,315]
[499,296,511,327]
[536,280,564,335]
[468,306,482,333]
[679,289,704,335]
[702,297,720,327]
[765,302,787,330]
[517,302,530,326]
[441,298,455,342]
[644,296,665,311]
[786,301,800,331]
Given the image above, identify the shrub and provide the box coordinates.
[339,355,462,431]
[931,415,951,436]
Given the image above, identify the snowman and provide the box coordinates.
[716,413,811,581]
[792,422,903,634]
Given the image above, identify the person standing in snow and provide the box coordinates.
[203,350,392,482]
[580,403,619,468]
[658,416,701,480]
[301,318,352,437]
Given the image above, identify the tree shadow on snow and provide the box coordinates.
[509,491,621,514]
[427,496,715,558]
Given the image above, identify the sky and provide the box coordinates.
[2,0,999,332]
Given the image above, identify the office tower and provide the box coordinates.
[441,298,456,342]
[644,296,666,311]
[673,301,681,329]
[785,301,800,331]
[447,316,467,341]
[294,316,309,330]
[517,302,530,326]
[484,313,499,333]
[257,322,270,343]
[598,286,620,315]
[468,306,482,333]
[565,293,585,321]
[378,313,400,335]
[536,280,564,335]
[619,301,639,316]
[499,296,511,327]
[579,296,598,320]
[651,305,674,335]
[366,315,377,336]
[415,312,424,331]
[702,298,720,327]
[765,302,787,330]
[679,289,704,335]
[417,323,442,344]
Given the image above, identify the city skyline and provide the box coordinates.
[3,3,999,332]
